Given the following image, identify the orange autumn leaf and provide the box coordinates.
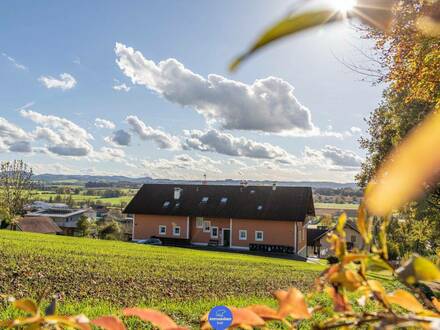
[13,299,39,315]
[275,288,311,319]
[246,305,281,321]
[329,270,363,292]
[386,290,425,313]
[365,110,440,216]
[229,307,265,327]
[123,308,178,329]
[326,286,352,312]
[92,316,126,330]
[432,298,440,313]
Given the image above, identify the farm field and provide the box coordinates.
[314,203,359,210]
[0,230,326,328]
[32,191,134,206]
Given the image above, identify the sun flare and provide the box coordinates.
[330,0,357,13]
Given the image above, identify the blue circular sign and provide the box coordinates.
[208,306,233,330]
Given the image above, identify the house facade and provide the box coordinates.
[306,222,363,258]
[26,207,87,236]
[124,184,315,256]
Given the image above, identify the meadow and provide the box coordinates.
[0,230,401,328]
[0,230,325,328]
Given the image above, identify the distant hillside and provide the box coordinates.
[34,174,358,189]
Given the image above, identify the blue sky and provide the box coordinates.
[0,0,384,182]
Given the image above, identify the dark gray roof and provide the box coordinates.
[124,184,315,221]
[307,220,359,245]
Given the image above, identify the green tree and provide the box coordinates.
[76,216,94,237]
[0,160,34,228]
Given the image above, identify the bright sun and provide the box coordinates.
[331,0,357,13]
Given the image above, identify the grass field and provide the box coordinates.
[0,231,399,328]
[314,203,359,210]
[32,191,134,206]
[0,230,328,328]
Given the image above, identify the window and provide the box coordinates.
[203,220,211,232]
[255,231,264,241]
[201,196,209,203]
[173,226,181,236]
[159,225,166,235]
[162,201,170,208]
[211,226,218,238]
[196,217,204,228]
[239,230,247,240]
[351,235,356,243]
[220,197,228,204]
[257,205,263,211]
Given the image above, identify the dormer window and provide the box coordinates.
[163,201,170,208]
[201,197,209,203]
[220,197,228,204]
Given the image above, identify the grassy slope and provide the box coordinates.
[314,203,359,210]
[32,192,133,206]
[0,230,327,328]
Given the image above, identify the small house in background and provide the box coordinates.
[306,221,363,258]
[124,183,315,258]
[11,216,62,234]
[26,207,87,236]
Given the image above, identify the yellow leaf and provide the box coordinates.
[336,213,347,237]
[91,316,126,330]
[386,290,425,313]
[13,299,38,315]
[365,110,440,216]
[357,203,371,244]
[246,305,281,321]
[229,307,265,327]
[229,10,339,71]
[275,288,311,319]
[397,255,440,284]
[432,298,440,313]
[123,308,179,330]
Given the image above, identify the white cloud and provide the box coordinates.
[115,43,315,134]
[95,118,116,129]
[183,129,292,161]
[0,117,33,153]
[21,110,93,156]
[2,53,27,70]
[126,115,180,149]
[350,126,362,134]
[141,154,221,179]
[113,83,131,92]
[38,73,77,90]
[304,145,362,169]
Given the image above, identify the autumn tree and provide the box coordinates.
[355,0,440,257]
[0,160,34,228]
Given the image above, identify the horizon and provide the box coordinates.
[0,1,383,183]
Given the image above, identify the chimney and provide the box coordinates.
[272,182,277,191]
[174,187,182,200]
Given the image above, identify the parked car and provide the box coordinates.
[136,238,162,245]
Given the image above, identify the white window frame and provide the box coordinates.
[196,217,204,228]
[255,230,264,241]
[211,226,218,239]
[203,220,211,233]
[173,225,181,236]
[239,229,247,240]
[159,225,166,235]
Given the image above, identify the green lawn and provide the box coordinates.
[0,230,327,328]
[0,231,400,328]
[32,192,134,206]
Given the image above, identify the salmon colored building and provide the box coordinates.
[124,184,315,257]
